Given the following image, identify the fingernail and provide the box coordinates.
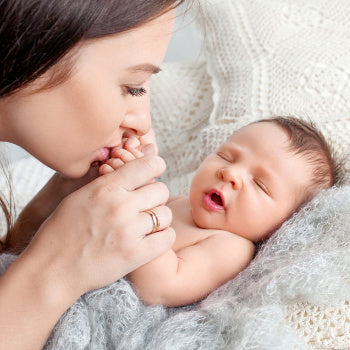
[141,144,156,155]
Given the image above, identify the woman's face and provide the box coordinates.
[1,10,174,178]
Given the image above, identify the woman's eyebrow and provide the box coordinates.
[127,63,162,74]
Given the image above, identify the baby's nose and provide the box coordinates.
[217,167,243,190]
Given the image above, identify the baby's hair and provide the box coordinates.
[255,116,341,203]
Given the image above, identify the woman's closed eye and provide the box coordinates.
[126,86,147,97]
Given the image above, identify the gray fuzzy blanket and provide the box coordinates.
[1,186,349,349]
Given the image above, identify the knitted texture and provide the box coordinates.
[194,0,350,174]
[150,61,214,196]
[285,300,350,349]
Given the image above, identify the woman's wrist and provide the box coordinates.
[7,168,99,252]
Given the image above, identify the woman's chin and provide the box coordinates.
[56,163,91,179]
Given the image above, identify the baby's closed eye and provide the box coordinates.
[216,151,232,162]
[254,179,270,196]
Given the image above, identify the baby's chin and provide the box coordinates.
[190,208,222,231]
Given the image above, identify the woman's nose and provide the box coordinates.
[217,166,243,190]
[122,100,151,137]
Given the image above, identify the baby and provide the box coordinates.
[100,117,338,307]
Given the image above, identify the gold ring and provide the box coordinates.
[145,209,160,233]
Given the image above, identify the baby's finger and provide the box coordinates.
[110,148,136,163]
[139,128,156,146]
[124,144,144,159]
[104,158,125,171]
[140,143,157,156]
[99,163,115,176]
[109,155,166,192]
[124,136,140,150]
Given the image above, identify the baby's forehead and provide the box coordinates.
[221,122,291,153]
[228,121,287,141]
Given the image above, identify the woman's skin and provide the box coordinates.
[0,10,175,350]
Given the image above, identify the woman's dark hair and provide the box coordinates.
[0,0,187,97]
[0,0,188,252]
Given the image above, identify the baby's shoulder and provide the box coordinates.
[167,195,186,205]
[208,230,256,253]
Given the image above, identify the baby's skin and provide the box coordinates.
[100,122,313,307]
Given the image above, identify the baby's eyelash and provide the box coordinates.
[255,180,270,195]
[127,87,147,97]
[217,152,231,162]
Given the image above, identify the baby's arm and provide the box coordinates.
[128,232,255,307]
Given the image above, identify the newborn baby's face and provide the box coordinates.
[189,122,313,242]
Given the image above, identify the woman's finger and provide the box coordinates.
[108,155,166,191]
[143,206,173,235]
[125,205,172,237]
[131,181,169,211]
[140,227,176,260]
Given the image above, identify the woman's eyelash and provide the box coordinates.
[127,87,147,97]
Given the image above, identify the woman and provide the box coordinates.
[0,1,187,348]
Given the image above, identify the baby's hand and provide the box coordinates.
[99,128,158,176]
[137,128,158,156]
[99,135,156,176]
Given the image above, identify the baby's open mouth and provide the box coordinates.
[211,192,223,206]
[204,190,225,211]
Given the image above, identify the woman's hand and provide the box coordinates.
[21,154,174,297]
[8,129,159,252]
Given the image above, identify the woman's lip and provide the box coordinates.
[204,190,225,211]
[91,143,123,166]
[96,147,111,163]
